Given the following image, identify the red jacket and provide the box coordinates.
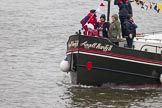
[81,12,98,30]
[87,13,97,29]
[119,0,129,3]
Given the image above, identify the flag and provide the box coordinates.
[96,3,105,12]
[96,7,101,13]
[100,3,105,7]
[150,2,152,9]
[157,4,162,12]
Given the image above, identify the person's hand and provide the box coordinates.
[129,34,132,39]
[100,28,103,31]
[99,27,103,31]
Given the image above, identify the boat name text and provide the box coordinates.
[80,41,113,52]
[68,40,79,48]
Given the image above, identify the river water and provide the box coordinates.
[0,0,162,108]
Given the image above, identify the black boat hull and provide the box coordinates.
[66,35,162,86]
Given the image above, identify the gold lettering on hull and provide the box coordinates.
[68,40,113,52]
[80,41,113,52]
[68,40,79,48]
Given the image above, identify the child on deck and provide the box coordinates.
[86,23,98,37]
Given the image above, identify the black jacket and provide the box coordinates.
[118,1,133,17]
[97,22,110,38]
[123,19,137,36]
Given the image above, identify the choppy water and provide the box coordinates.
[0,0,162,108]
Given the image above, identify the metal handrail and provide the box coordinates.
[140,44,162,53]
[135,38,162,42]
[142,31,162,35]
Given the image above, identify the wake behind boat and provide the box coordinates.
[60,0,162,86]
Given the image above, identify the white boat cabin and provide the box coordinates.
[119,33,162,54]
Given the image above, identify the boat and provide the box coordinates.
[60,0,162,86]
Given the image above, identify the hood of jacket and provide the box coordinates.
[112,14,119,21]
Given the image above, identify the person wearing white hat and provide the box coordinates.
[86,23,98,37]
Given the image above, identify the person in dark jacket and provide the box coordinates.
[116,0,133,37]
[97,14,110,38]
[123,16,137,48]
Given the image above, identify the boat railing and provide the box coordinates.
[135,31,162,42]
[142,31,162,35]
[135,37,162,42]
[140,44,162,53]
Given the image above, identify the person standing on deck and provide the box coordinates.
[97,14,110,38]
[109,14,121,46]
[123,15,137,48]
[114,0,133,38]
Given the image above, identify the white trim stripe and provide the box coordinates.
[67,51,162,67]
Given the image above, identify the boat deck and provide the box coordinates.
[119,33,162,54]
